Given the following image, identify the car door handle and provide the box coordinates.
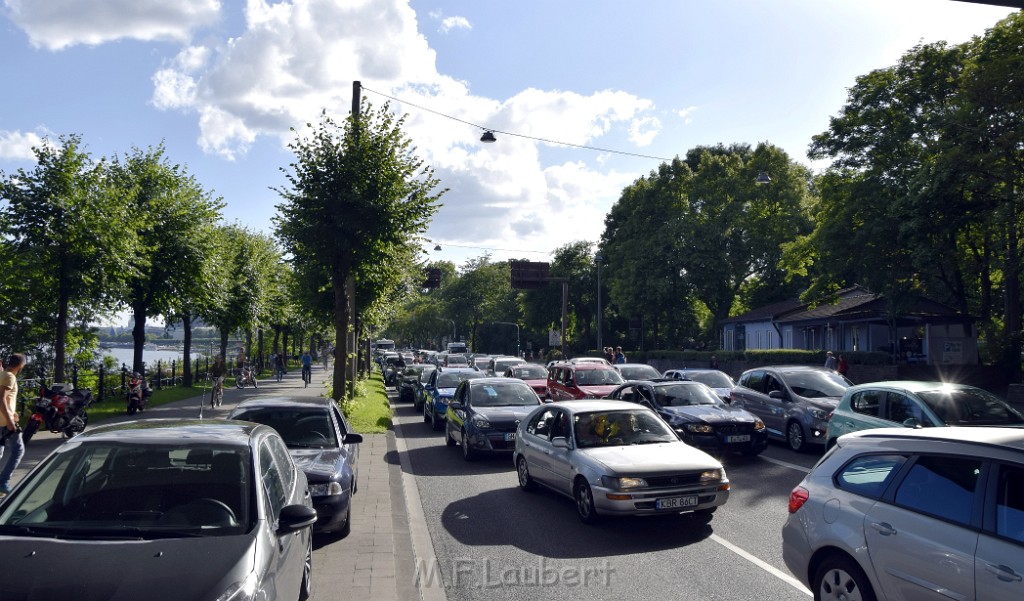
[986,563,1023,582]
[870,522,897,536]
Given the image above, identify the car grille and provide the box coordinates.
[714,423,753,436]
[643,473,704,488]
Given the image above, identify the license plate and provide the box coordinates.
[726,434,751,443]
[504,432,516,442]
[656,496,699,510]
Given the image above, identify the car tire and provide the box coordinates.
[298,538,313,601]
[813,554,877,601]
[516,456,537,492]
[786,421,807,453]
[445,427,456,447]
[574,479,600,524]
[741,446,764,457]
[431,408,442,431]
[338,489,353,538]
[423,404,431,423]
[461,430,476,461]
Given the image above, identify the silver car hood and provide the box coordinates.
[0,533,257,601]
[581,442,722,476]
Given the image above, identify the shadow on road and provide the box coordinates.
[439,486,714,559]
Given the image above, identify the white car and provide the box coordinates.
[513,400,730,523]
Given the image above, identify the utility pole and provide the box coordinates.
[347,80,360,401]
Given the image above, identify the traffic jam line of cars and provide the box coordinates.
[395,351,1024,600]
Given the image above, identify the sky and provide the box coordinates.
[1,0,1019,272]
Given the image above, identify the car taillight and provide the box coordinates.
[788,486,809,514]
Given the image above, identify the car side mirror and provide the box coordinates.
[449,401,463,411]
[543,397,554,404]
[277,503,317,534]
[768,390,785,400]
[551,436,571,449]
[902,418,922,429]
[343,433,363,444]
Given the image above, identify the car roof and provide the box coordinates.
[845,380,983,394]
[469,377,530,385]
[617,363,657,368]
[438,366,478,373]
[742,365,833,374]
[668,368,722,374]
[843,426,1024,450]
[547,399,650,414]
[551,361,616,370]
[82,418,262,446]
[232,396,337,411]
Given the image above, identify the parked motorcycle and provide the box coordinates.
[22,383,95,443]
[126,372,152,415]
[236,365,258,389]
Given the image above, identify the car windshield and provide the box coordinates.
[618,365,661,380]
[653,384,724,407]
[232,407,338,449]
[917,388,1024,426]
[419,369,436,383]
[512,365,547,379]
[683,371,734,389]
[471,383,542,407]
[783,371,851,398]
[574,410,677,447]
[438,371,485,388]
[0,443,252,537]
[495,359,525,371]
[576,369,624,386]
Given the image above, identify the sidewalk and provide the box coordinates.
[8,367,423,601]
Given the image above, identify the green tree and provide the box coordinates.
[0,135,136,380]
[275,105,444,399]
[108,144,224,374]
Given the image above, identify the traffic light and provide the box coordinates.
[423,268,442,289]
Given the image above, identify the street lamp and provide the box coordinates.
[492,321,520,358]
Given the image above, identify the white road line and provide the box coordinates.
[710,534,812,597]
[758,455,812,474]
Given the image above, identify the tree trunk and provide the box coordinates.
[131,302,147,375]
[332,269,349,401]
[219,328,229,361]
[257,327,264,374]
[55,254,69,383]
[182,312,193,387]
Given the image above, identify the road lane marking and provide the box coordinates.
[758,455,812,474]
[710,534,812,597]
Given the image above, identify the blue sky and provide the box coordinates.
[1,0,1018,270]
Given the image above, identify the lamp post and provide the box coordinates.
[492,321,520,357]
[595,253,603,353]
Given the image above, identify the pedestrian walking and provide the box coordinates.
[710,355,720,370]
[614,346,626,364]
[824,351,838,370]
[0,353,27,497]
[837,354,849,377]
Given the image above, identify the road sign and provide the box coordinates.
[511,260,550,289]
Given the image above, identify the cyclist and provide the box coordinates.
[209,355,227,407]
[273,352,285,382]
[301,351,313,386]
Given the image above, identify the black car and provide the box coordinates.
[608,380,769,456]
[398,365,435,403]
[229,396,362,535]
[0,419,316,601]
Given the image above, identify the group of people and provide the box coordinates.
[0,353,26,497]
[602,346,627,364]
[825,350,850,376]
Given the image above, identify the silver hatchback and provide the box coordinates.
[782,427,1024,601]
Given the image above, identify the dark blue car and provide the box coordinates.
[608,380,768,456]
[423,367,486,431]
[229,396,362,535]
[444,377,542,460]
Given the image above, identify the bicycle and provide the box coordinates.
[210,375,225,408]
[301,364,311,388]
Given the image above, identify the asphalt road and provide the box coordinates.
[393,397,819,601]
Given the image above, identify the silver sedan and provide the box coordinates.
[512,400,730,523]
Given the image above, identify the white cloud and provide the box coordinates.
[439,16,471,33]
[676,106,697,124]
[0,130,48,160]
[4,0,221,51]
[628,116,660,147]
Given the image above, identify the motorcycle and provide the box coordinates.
[22,383,95,443]
[236,365,258,389]
[126,373,152,415]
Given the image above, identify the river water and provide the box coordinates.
[101,347,210,370]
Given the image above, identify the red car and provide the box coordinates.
[505,363,550,398]
[546,361,624,401]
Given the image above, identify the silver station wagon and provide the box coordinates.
[512,400,730,524]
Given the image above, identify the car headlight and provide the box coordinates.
[601,476,649,490]
[471,415,492,429]
[753,419,766,430]
[810,408,830,421]
[216,570,259,601]
[700,468,726,483]
[309,482,344,496]
[685,423,714,433]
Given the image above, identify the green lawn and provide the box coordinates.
[86,385,206,424]
[340,373,392,433]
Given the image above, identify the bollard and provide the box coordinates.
[98,365,105,401]
[157,360,163,390]
[172,360,177,386]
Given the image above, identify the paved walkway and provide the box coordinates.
[8,367,423,601]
